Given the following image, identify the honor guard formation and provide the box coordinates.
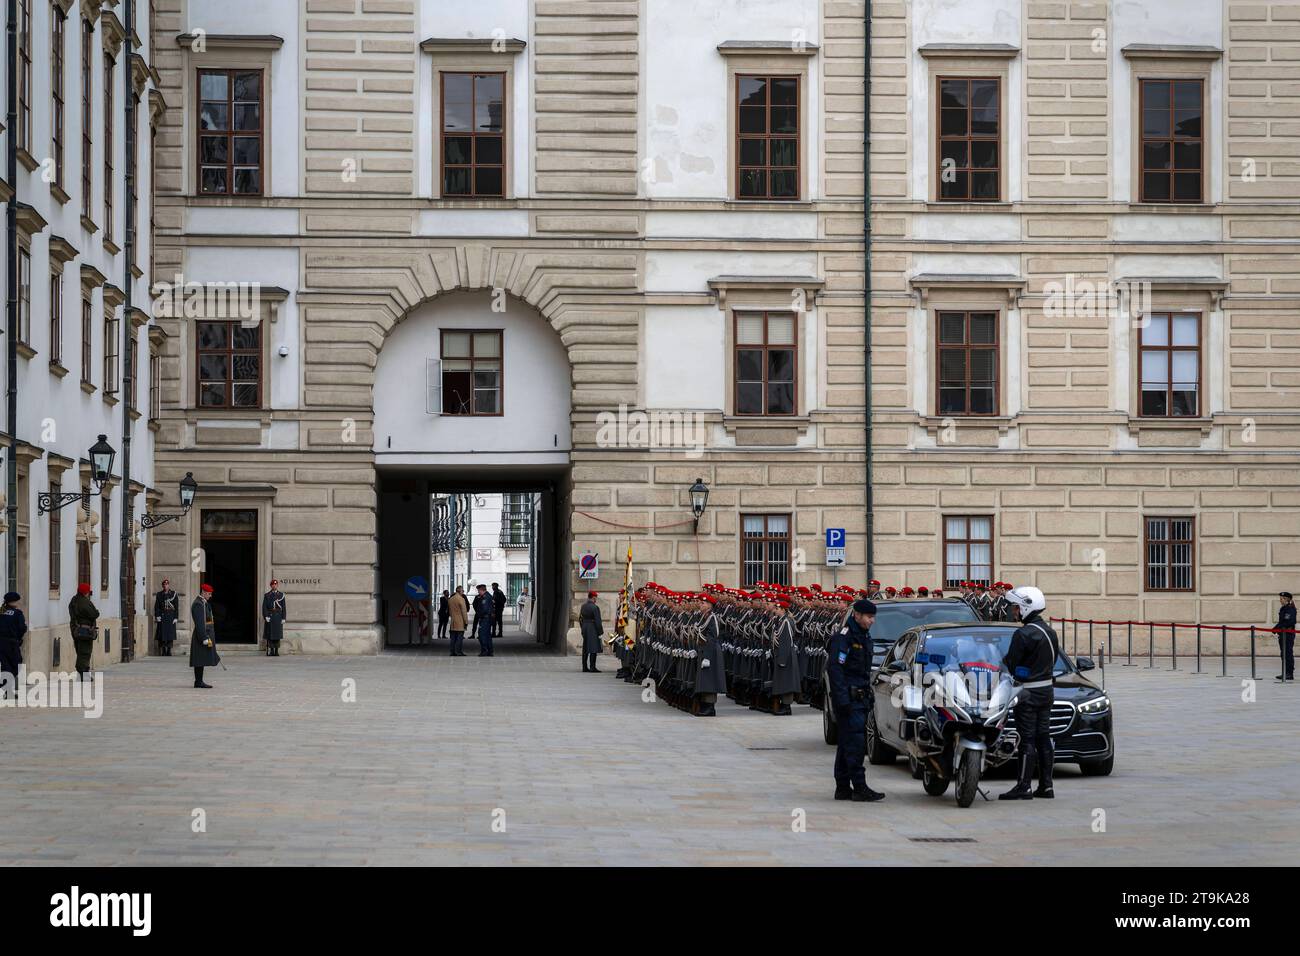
[611,581,947,717]
[958,581,1020,622]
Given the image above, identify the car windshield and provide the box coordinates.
[920,629,1074,676]
[871,603,979,644]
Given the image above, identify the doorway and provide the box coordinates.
[200,508,259,644]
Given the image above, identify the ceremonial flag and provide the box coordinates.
[615,540,633,636]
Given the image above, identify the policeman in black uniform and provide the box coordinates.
[826,599,885,802]
[999,585,1059,800]
[0,592,27,697]
[1277,591,1296,683]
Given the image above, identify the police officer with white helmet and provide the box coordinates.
[999,585,1060,800]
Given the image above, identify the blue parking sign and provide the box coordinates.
[825,529,846,549]
[825,528,846,568]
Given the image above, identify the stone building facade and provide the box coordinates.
[147,0,1297,655]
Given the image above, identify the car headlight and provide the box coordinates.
[1077,695,1110,715]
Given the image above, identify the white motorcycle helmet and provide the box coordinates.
[1004,585,1046,615]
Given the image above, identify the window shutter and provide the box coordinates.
[426,359,442,416]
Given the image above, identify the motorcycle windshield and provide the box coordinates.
[917,634,1011,715]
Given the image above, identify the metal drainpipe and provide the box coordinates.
[863,2,874,582]
[120,0,137,658]
[5,0,18,594]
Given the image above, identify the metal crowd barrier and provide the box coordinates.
[1049,616,1296,682]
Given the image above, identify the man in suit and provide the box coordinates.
[474,584,495,656]
[262,579,287,657]
[437,590,450,640]
[447,585,469,657]
[492,583,507,639]
[580,590,603,673]
[153,579,179,656]
[190,583,221,688]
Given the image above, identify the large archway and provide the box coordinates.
[372,291,574,652]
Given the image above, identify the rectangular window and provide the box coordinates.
[104,54,114,241]
[734,311,797,416]
[736,74,799,199]
[1145,516,1195,591]
[196,320,262,408]
[18,248,32,346]
[741,514,791,586]
[500,493,531,547]
[18,0,31,151]
[440,72,505,198]
[81,298,93,385]
[440,330,501,415]
[100,491,111,593]
[937,77,1000,201]
[197,69,263,195]
[936,310,999,416]
[103,308,119,394]
[149,351,161,420]
[49,478,63,592]
[81,18,93,218]
[126,332,137,411]
[52,6,66,189]
[1139,312,1200,417]
[1140,79,1203,203]
[50,272,64,366]
[943,515,993,588]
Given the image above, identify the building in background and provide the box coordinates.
[3,0,163,672]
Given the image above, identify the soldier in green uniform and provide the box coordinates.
[68,583,100,681]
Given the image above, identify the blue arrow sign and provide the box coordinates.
[404,575,430,600]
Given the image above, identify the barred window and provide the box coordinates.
[741,514,791,587]
[944,515,993,588]
[1145,517,1194,592]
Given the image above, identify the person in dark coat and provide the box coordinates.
[437,590,450,640]
[0,592,27,698]
[580,590,604,672]
[1277,591,1296,683]
[769,599,801,715]
[190,583,221,688]
[828,599,885,802]
[693,596,727,716]
[68,583,100,682]
[262,579,286,656]
[474,584,495,656]
[153,579,179,656]
[492,583,507,639]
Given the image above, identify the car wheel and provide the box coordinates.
[1079,752,1115,776]
[922,766,949,796]
[865,709,896,765]
[822,701,838,746]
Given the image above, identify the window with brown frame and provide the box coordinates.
[736,74,799,200]
[18,248,32,346]
[104,54,114,241]
[125,332,137,412]
[1140,79,1203,204]
[103,308,119,394]
[197,69,263,196]
[1145,516,1194,591]
[18,0,31,152]
[81,298,93,386]
[81,18,93,219]
[943,515,993,588]
[51,5,66,189]
[937,310,999,415]
[50,272,64,366]
[440,330,502,415]
[149,351,161,421]
[197,321,262,408]
[100,491,111,593]
[49,478,63,592]
[1139,312,1200,417]
[937,77,1000,201]
[440,72,505,198]
[734,311,797,416]
[741,514,791,587]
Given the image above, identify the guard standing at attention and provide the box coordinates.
[826,598,885,802]
[693,595,728,717]
[153,579,179,656]
[190,583,221,688]
[262,579,287,656]
[580,590,604,673]
[769,599,800,716]
[68,583,100,682]
[0,592,27,695]
[999,585,1059,800]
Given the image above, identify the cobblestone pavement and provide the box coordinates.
[1,634,1296,866]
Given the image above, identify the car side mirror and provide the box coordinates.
[1076,657,1095,672]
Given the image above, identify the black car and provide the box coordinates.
[865,621,1115,776]
[820,598,980,744]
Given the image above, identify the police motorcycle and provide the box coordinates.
[879,626,1021,808]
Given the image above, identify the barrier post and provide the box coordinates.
[1126,621,1134,666]
[1221,625,1227,678]
[1089,620,1094,657]
[1250,626,1256,681]
[1171,623,1177,671]
[1107,622,1112,664]
[1148,622,1154,668]
[1195,623,1201,674]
